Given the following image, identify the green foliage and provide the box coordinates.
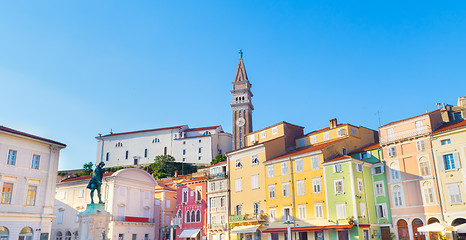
[82,162,93,175]
[211,153,227,165]
[147,155,197,179]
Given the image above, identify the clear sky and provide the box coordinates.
[1,1,465,170]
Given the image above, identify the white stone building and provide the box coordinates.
[95,125,232,168]
[0,125,66,240]
[52,168,157,240]
[205,162,228,240]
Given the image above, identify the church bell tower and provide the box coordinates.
[231,50,253,150]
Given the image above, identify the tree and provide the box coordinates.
[147,155,197,179]
[82,162,93,175]
[211,153,227,165]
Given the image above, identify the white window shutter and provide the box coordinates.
[453,152,461,168]
[371,167,375,175]
[367,152,372,158]
[381,166,385,173]
[438,155,445,171]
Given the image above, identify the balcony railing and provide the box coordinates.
[380,126,430,144]
[229,214,267,222]
[209,172,227,179]
[112,215,154,223]
[208,223,228,230]
[210,206,226,213]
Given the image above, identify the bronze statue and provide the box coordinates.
[87,161,105,204]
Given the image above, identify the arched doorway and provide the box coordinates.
[0,227,9,240]
[427,218,440,240]
[55,232,63,240]
[18,227,33,240]
[452,218,466,226]
[398,219,410,240]
[412,219,425,240]
[65,231,71,240]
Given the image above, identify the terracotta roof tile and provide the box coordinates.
[100,125,187,137]
[247,121,304,136]
[379,109,440,128]
[302,123,347,136]
[184,126,221,132]
[347,143,380,155]
[0,125,66,147]
[432,120,466,134]
[323,154,352,163]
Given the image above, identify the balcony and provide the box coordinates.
[229,214,267,223]
[210,207,226,213]
[113,215,154,223]
[208,223,228,230]
[209,172,227,179]
[380,126,430,144]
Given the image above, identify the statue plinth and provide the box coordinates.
[78,203,110,240]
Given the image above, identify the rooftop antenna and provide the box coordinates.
[375,111,382,127]
[436,103,442,109]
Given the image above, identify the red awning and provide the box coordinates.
[322,225,354,231]
[263,225,354,233]
[292,226,323,232]
[359,224,370,228]
[263,228,288,233]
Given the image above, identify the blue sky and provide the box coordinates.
[1,1,465,170]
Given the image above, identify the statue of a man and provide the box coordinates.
[87,161,105,204]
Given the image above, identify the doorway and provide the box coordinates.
[397,219,410,240]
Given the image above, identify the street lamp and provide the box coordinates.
[282,215,294,240]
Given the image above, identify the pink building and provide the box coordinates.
[155,182,178,240]
[173,176,208,240]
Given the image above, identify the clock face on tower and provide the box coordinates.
[236,117,246,127]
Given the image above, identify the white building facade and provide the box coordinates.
[52,168,157,240]
[95,125,232,167]
[206,163,229,240]
[0,125,66,240]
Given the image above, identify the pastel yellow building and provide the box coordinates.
[226,122,304,240]
[431,119,466,228]
[262,119,378,240]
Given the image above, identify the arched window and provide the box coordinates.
[412,218,426,240]
[177,209,182,218]
[0,226,9,240]
[185,211,190,223]
[392,185,404,207]
[55,231,63,240]
[196,210,201,222]
[73,232,79,240]
[64,232,71,240]
[203,131,211,136]
[191,210,196,222]
[18,227,33,240]
[418,157,431,177]
[422,181,435,204]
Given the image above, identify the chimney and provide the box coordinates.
[330,118,337,129]
[458,96,466,108]
[174,170,179,178]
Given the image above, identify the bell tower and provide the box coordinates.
[231,50,253,150]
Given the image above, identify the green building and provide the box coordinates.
[322,143,392,240]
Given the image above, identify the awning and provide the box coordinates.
[455,223,466,233]
[418,223,454,232]
[263,225,352,233]
[292,226,323,232]
[322,225,354,231]
[263,228,288,233]
[179,229,201,238]
[231,225,261,234]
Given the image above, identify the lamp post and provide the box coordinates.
[282,216,294,240]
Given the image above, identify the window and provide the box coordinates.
[125,151,129,159]
[416,140,426,152]
[311,135,317,144]
[337,128,345,137]
[183,149,186,155]
[185,211,191,223]
[261,131,266,139]
[235,204,242,215]
[334,164,342,173]
[342,147,347,155]
[251,155,258,165]
[199,139,202,143]
[198,156,202,161]
[419,157,431,177]
[374,181,385,196]
[7,150,17,165]
[235,178,242,192]
[132,234,137,240]
[324,132,330,141]
[1,183,13,204]
[392,185,404,207]
[253,202,260,214]
[210,182,216,191]
[58,210,64,224]
[312,178,321,193]
[282,207,292,220]
[26,186,37,206]
[220,197,225,207]
[453,112,463,120]
[298,205,307,219]
[441,139,451,145]
[204,131,211,135]
[31,155,40,169]
[388,146,396,157]
[296,180,305,196]
[211,197,217,209]
[272,127,278,135]
[145,234,149,240]
[144,149,148,158]
[281,162,289,175]
[363,230,369,240]
[199,148,202,153]
[65,231,72,240]
[357,178,363,193]
[196,210,201,222]
[144,208,150,218]
[334,179,344,194]
[311,156,320,170]
[295,159,303,172]
[196,187,202,202]
[235,159,242,168]
[387,128,394,141]
[360,151,371,159]
[415,121,424,134]
[164,147,167,155]
[389,162,400,181]
[269,208,277,221]
[251,175,259,189]
[106,152,109,161]
[167,199,171,208]
[268,185,276,199]
[314,202,323,218]
[360,203,366,218]
[422,182,435,205]
[119,234,124,240]
[336,203,346,219]
[442,153,459,170]
[299,139,305,147]
[182,188,188,203]
[447,184,463,204]
[78,189,84,198]
[351,128,357,137]
[250,134,256,143]
[357,163,363,172]
[268,165,275,178]
[373,166,384,174]
[282,182,290,197]
[376,203,387,218]
[120,187,125,195]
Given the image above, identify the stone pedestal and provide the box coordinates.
[78,203,111,240]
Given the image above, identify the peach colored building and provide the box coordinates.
[155,182,177,240]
